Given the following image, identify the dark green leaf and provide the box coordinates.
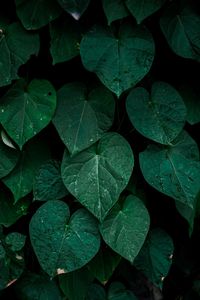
[126,81,186,144]
[102,0,129,25]
[108,282,138,300]
[33,160,68,201]
[14,272,62,300]
[59,266,94,300]
[53,83,115,155]
[88,246,121,283]
[61,133,134,221]
[2,140,50,203]
[0,79,56,149]
[15,0,62,30]
[134,228,174,288]
[125,0,165,24]
[57,0,90,20]
[100,195,150,263]
[30,200,100,277]
[50,17,81,64]
[0,22,39,87]
[160,4,200,61]
[5,232,26,252]
[0,137,19,178]
[80,23,155,97]
[86,284,106,300]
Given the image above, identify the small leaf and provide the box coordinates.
[1,130,16,149]
[100,195,150,263]
[0,137,19,179]
[102,0,130,25]
[53,83,115,155]
[160,4,200,61]
[5,232,26,252]
[88,246,121,283]
[80,23,155,97]
[29,200,100,277]
[86,284,106,300]
[125,0,166,24]
[108,282,138,300]
[33,160,68,201]
[50,17,81,64]
[126,81,186,144]
[57,0,90,20]
[134,228,174,288]
[61,133,134,221]
[2,140,50,203]
[0,21,39,87]
[59,266,94,300]
[15,0,62,30]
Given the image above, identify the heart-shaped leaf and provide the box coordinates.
[0,22,39,87]
[57,0,90,20]
[80,23,155,97]
[29,200,100,277]
[61,133,134,221]
[100,195,150,262]
[15,0,62,30]
[0,79,56,149]
[126,81,187,145]
[53,83,115,155]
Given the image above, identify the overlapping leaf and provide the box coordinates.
[57,0,90,20]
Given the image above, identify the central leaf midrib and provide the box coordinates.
[72,100,87,153]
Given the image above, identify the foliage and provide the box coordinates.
[0,0,200,299]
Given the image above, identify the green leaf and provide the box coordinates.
[15,0,62,30]
[29,200,100,277]
[88,246,121,283]
[108,282,138,300]
[86,284,106,300]
[125,0,166,24]
[0,79,56,149]
[0,190,30,227]
[126,81,186,145]
[2,139,50,203]
[134,228,174,288]
[100,195,150,263]
[102,0,130,25]
[5,232,26,252]
[139,131,200,229]
[50,17,81,64]
[53,83,115,155]
[59,266,94,300]
[61,133,134,221]
[160,4,200,61]
[14,272,62,300]
[178,84,200,125]
[33,160,68,201]
[80,23,155,97]
[57,0,90,20]
[0,22,39,87]
[0,137,19,178]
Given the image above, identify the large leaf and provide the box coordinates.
[50,17,81,64]
[160,4,200,61]
[33,160,68,201]
[88,246,121,283]
[61,133,134,221]
[126,81,186,145]
[0,79,56,149]
[59,266,94,300]
[125,0,165,24]
[80,23,155,97]
[100,195,150,263]
[0,190,30,227]
[139,131,200,229]
[14,272,62,300]
[108,282,138,300]
[102,0,129,25]
[57,0,90,20]
[0,137,19,178]
[30,200,100,277]
[2,140,50,203]
[53,83,115,155]
[134,228,174,288]
[0,22,39,87]
[15,0,62,30]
